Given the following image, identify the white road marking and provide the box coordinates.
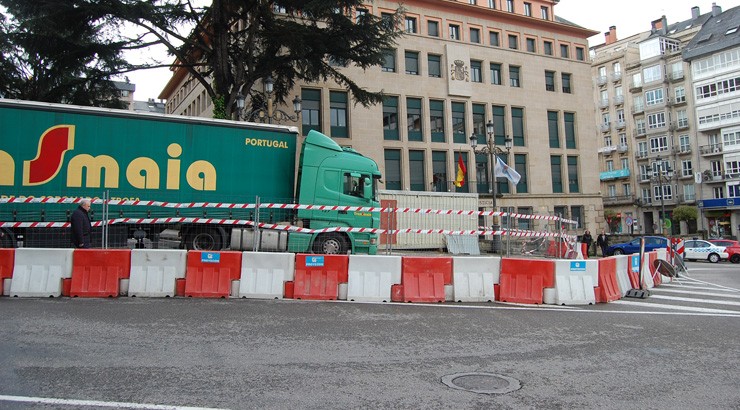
[611,300,740,315]
[649,294,740,306]
[651,288,740,299]
[660,283,740,293]
[0,394,227,410]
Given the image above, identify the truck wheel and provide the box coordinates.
[313,233,348,255]
[187,228,223,251]
[707,253,720,263]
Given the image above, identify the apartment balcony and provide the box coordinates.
[631,104,645,114]
[673,145,692,155]
[725,172,740,182]
[600,123,611,133]
[598,145,617,155]
[614,95,624,106]
[617,144,629,153]
[634,129,647,138]
[603,194,634,205]
[635,151,649,160]
[639,174,652,183]
[629,81,643,92]
[615,120,626,130]
[700,144,723,156]
[612,72,623,82]
[673,96,687,106]
[600,168,631,181]
[596,75,608,86]
[667,70,684,82]
[676,120,690,131]
[599,99,610,109]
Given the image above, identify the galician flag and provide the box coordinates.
[494,156,521,184]
[454,152,466,188]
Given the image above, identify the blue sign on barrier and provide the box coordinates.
[306,256,325,267]
[631,255,640,271]
[570,261,586,272]
[201,252,220,263]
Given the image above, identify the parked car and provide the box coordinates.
[606,236,668,256]
[683,239,728,263]
[708,239,740,263]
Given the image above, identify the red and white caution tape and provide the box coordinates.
[1,196,579,225]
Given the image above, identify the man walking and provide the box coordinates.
[71,199,92,248]
[596,230,609,257]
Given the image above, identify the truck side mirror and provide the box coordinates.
[363,177,372,200]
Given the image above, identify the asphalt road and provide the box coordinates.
[0,261,738,409]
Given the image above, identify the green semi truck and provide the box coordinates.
[0,99,381,254]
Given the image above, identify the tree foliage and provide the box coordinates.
[673,205,698,222]
[0,0,136,107]
[114,0,405,118]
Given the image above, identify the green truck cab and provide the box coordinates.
[0,99,380,254]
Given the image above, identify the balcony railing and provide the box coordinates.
[676,120,690,130]
[600,123,611,133]
[629,81,643,92]
[632,104,645,114]
[634,129,647,138]
[598,145,617,155]
[612,72,623,82]
[614,95,624,106]
[603,194,634,205]
[617,144,629,153]
[599,99,610,108]
[635,151,649,160]
[673,145,692,155]
[667,70,684,82]
[616,120,626,129]
[700,144,723,155]
[597,75,608,86]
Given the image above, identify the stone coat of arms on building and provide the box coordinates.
[450,60,469,82]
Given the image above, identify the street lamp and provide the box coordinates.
[469,121,512,211]
[654,155,674,235]
[237,76,302,124]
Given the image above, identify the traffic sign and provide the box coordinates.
[625,216,633,226]
[664,218,672,229]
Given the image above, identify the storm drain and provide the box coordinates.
[441,372,521,395]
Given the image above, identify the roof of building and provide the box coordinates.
[683,5,740,61]
[112,80,136,92]
[132,99,165,113]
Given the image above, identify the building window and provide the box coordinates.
[432,151,448,192]
[643,64,662,83]
[647,112,666,129]
[407,98,423,142]
[405,16,417,33]
[524,2,532,16]
[301,88,321,136]
[567,156,579,193]
[654,184,672,201]
[488,0,496,9]
[507,0,514,12]
[492,105,506,145]
[428,20,439,37]
[489,31,500,46]
[430,99,445,142]
[541,6,550,19]
[679,134,690,152]
[509,65,520,87]
[381,12,395,30]
[649,135,668,152]
[508,34,518,49]
[428,54,443,78]
[512,107,524,146]
[526,38,536,52]
[330,91,348,138]
[675,86,686,103]
[384,149,402,190]
[677,110,689,128]
[551,155,563,193]
[356,8,368,23]
[452,102,467,144]
[544,41,553,55]
[409,150,425,191]
[606,160,614,172]
[470,28,481,43]
[449,24,460,40]
[560,44,569,58]
[472,103,486,137]
[562,73,571,93]
[382,49,396,72]
[470,60,482,82]
[545,70,555,91]
[681,159,693,177]
[515,154,528,193]
[405,51,419,75]
[548,111,560,148]
[490,63,502,85]
[564,112,576,149]
[576,47,585,61]
[645,88,664,105]
[383,96,399,140]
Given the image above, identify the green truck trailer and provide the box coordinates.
[0,99,381,254]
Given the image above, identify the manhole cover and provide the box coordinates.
[441,372,521,395]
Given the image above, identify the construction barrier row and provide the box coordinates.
[0,248,670,305]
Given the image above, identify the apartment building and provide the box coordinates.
[159,0,603,231]
[684,4,740,239]
[591,6,714,235]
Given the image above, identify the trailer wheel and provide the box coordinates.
[187,228,223,251]
[313,233,348,255]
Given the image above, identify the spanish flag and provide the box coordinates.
[453,152,466,188]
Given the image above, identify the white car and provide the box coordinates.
[683,240,728,263]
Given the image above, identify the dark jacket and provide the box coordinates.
[597,234,609,247]
[581,233,593,245]
[71,205,92,248]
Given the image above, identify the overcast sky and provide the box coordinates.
[123,0,735,102]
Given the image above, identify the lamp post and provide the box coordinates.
[236,76,302,124]
[470,122,512,254]
[654,155,674,235]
